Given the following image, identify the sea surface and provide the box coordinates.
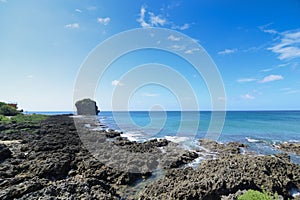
[28,110,300,164]
[98,111,300,164]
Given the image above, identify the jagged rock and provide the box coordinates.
[139,153,300,200]
[276,142,300,156]
[75,98,100,115]
[166,151,199,169]
[0,144,12,161]
[199,139,248,156]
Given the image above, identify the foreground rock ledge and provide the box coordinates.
[0,115,300,199]
[139,152,300,200]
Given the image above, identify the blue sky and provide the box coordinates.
[0,0,300,111]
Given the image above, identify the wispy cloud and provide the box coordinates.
[237,78,257,83]
[137,6,166,28]
[218,48,237,55]
[142,93,159,97]
[280,88,299,94]
[75,9,82,13]
[0,0,7,3]
[167,34,180,41]
[97,17,111,25]
[259,23,278,34]
[65,23,79,29]
[260,68,273,72]
[137,6,150,28]
[185,48,200,54]
[241,94,255,100]
[172,23,190,30]
[149,12,166,26]
[169,44,185,51]
[266,29,300,60]
[260,63,291,72]
[259,74,283,83]
[111,80,123,86]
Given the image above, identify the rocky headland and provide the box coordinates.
[0,115,300,199]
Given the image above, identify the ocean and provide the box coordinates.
[99,111,300,164]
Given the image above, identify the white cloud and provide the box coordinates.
[237,78,257,83]
[259,23,278,34]
[137,6,150,28]
[170,44,185,51]
[65,23,79,29]
[172,23,190,30]
[267,29,300,60]
[75,9,82,13]
[0,0,7,3]
[111,80,123,86]
[167,35,180,41]
[260,68,273,72]
[27,75,34,79]
[149,12,166,26]
[142,93,159,97]
[185,48,200,54]
[260,63,291,72]
[218,48,237,55]
[137,6,166,28]
[97,17,111,25]
[241,94,255,100]
[259,75,283,83]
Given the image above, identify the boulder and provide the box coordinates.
[75,99,100,115]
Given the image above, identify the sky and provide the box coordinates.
[0,0,300,111]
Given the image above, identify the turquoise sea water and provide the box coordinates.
[99,111,300,163]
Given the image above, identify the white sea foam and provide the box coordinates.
[288,140,300,143]
[245,137,264,143]
[121,131,143,142]
[164,136,189,143]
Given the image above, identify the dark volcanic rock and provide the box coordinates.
[75,98,100,115]
[0,115,142,199]
[166,151,199,169]
[276,142,300,156]
[139,153,300,200]
[0,144,12,161]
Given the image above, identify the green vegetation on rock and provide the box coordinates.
[0,103,20,116]
[10,114,48,124]
[0,114,47,125]
[238,190,280,200]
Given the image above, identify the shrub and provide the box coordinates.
[0,104,20,116]
[238,190,279,200]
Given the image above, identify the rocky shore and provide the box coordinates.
[0,115,300,199]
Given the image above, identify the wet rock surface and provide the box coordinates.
[276,142,300,156]
[139,140,300,200]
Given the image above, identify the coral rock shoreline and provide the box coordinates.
[0,115,299,199]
